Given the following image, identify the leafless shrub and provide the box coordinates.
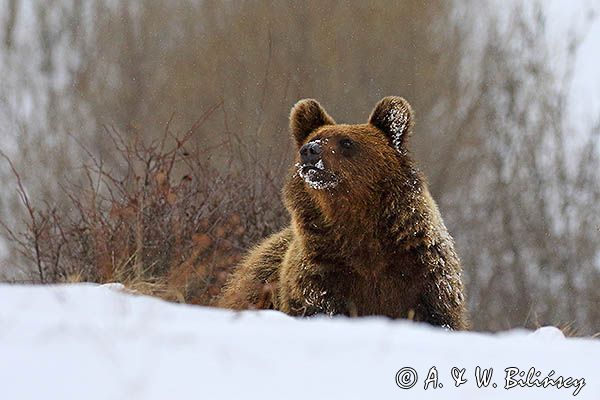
[0,105,288,304]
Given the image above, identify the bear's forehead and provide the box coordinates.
[310,124,380,140]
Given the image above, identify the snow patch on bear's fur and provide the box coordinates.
[295,161,338,190]
[387,104,409,153]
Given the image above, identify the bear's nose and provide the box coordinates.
[299,141,322,165]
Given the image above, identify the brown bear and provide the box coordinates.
[217,97,468,330]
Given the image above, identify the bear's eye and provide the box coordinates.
[339,138,354,149]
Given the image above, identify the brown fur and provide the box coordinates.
[217,97,468,330]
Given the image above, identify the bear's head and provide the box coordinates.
[289,96,415,194]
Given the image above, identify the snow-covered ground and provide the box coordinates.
[0,284,598,400]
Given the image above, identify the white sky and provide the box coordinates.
[546,0,600,131]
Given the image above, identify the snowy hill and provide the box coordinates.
[0,284,597,400]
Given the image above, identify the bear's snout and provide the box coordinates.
[299,141,322,166]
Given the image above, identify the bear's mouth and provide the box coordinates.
[296,162,339,190]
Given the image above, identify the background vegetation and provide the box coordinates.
[1,0,598,334]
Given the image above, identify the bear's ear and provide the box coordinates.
[368,96,414,152]
[290,99,336,146]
